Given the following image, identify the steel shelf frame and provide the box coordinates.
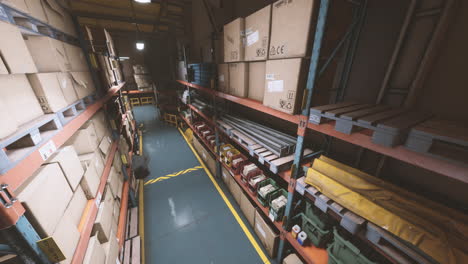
[0,3,80,46]
[0,83,124,264]
[176,0,468,262]
[175,34,468,184]
[71,140,119,264]
[179,116,328,264]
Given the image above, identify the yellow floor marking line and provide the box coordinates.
[144,165,203,186]
[178,128,270,264]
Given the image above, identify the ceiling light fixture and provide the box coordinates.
[134,0,151,3]
[136,42,145,50]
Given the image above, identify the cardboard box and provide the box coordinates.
[91,110,110,142]
[133,65,149,75]
[79,157,100,199]
[17,163,73,236]
[224,18,245,62]
[98,135,112,159]
[283,253,304,264]
[80,150,104,177]
[0,21,37,73]
[113,151,123,174]
[254,210,279,258]
[57,72,79,104]
[134,74,152,88]
[64,185,88,227]
[0,94,17,138]
[26,0,48,22]
[245,5,271,61]
[248,61,266,102]
[27,72,68,113]
[102,231,119,264]
[92,192,114,243]
[64,43,88,71]
[228,179,242,205]
[218,64,229,93]
[63,12,78,37]
[1,0,28,13]
[107,167,123,200]
[83,234,106,264]
[66,121,99,155]
[193,136,216,175]
[0,56,8,74]
[47,146,84,191]
[229,63,249,97]
[240,191,256,227]
[24,35,70,72]
[52,214,80,264]
[70,72,96,99]
[269,0,315,59]
[42,0,66,32]
[221,166,232,187]
[263,58,306,114]
[0,74,43,128]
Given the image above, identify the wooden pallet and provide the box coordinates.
[309,103,431,147]
[123,236,141,264]
[125,207,138,240]
[405,118,468,164]
[0,114,62,174]
[56,100,86,126]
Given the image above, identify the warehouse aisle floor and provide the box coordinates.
[133,105,271,264]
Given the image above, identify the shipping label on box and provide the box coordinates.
[263,58,305,114]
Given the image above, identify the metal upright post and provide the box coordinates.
[0,216,51,264]
[276,0,330,262]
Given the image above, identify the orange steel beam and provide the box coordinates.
[177,80,301,124]
[177,79,468,182]
[0,83,124,230]
[117,180,130,249]
[71,141,119,264]
[307,122,468,183]
[188,104,214,126]
[2,83,125,192]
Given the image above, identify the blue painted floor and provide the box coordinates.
[133,105,271,264]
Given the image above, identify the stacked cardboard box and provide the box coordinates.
[133,64,154,92]
[219,0,316,114]
[0,21,43,138]
[0,0,76,36]
[0,4,96,139]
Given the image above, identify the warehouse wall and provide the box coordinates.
[113,33,178,90]
[416,1,468,122]
[343,0,410,104]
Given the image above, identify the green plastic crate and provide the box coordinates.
[304,200,333,230]
[300,213,332,248]
[256,178,278,207]
[327,228,377,264]
[268,189,288,222]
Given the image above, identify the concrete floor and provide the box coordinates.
[133,105,272,264]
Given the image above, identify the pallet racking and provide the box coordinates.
[0,3,133,263]
[177,0,467,263]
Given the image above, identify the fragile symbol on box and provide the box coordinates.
[39,141,57,161]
